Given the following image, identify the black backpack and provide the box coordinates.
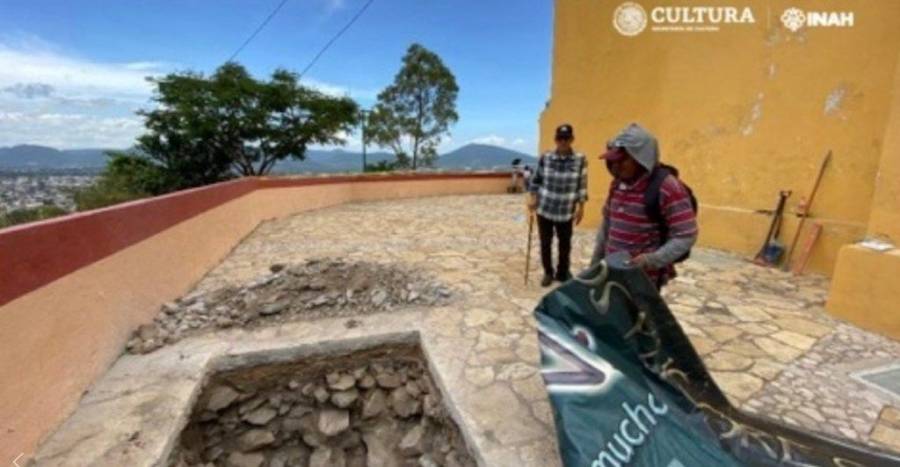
[606,163,698,263]
[646,164,698,262]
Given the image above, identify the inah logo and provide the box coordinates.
[781,7,854,32]
[781,8,805,32]
[613,2,648,37]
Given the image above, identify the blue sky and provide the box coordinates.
[0,0,553,153]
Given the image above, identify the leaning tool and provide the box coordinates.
[783,150,832,271]
[753,190,792,266]
[792,222,823,275]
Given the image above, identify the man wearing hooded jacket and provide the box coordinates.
[591,123,698,288]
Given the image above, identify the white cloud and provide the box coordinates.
[512,138,527,146]
[333,129,361,148]
[0,36,165,147]
[123,61,173,71]
[0,40,167,102]
[471,134,507,146]
[300,77,377,101]
[2,82,54,99]
[0,35,373,148]
[0,111,143,148]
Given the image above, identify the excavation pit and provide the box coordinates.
[170,342,476,467]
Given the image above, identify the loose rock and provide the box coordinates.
[362,389,387,419]
[318,409,350,437]
[125,259,453,354]
[237,429,275,451]
[226,452,264,467]
[242,407,277,426]
[331,389,359,409]
[399,424,426,456]
[206,386,240,412]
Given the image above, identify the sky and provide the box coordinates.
[0,0,554,154]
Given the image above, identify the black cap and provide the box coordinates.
[555,124,574,140]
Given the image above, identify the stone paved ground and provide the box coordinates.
[195,194,900,454]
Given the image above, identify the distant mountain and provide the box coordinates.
[272,149,396,174]
[0,145,109,169]
[252,144,537,173]
[0,143,536,173]
[437,144,536,170]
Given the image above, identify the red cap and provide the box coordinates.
[600,146,627,162]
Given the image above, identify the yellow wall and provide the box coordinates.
[827,43,900,340]
[828,247,900,339]
[540,0,900,275]
[0,176,508,465]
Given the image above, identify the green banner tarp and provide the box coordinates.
[535,252,900,467]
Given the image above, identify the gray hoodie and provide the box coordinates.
[590,123,698,270]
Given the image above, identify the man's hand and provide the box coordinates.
[527,194,538,212]
[628,254,652,269]
[574,203,584,225]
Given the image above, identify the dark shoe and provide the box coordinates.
[540,274,554,287]
[555,271,573,282]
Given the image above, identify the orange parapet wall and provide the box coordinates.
[0,178,257,307]
[0,172,509,464]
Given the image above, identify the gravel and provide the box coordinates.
[126,259,453,354]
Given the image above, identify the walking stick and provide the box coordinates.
[525,212,535,285]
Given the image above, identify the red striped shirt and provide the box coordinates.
[604,173,698,284]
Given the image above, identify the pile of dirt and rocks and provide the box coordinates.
[171,344,475,467]
[127,259,453,354]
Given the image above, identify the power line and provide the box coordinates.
[299,0,376,78]
[228,0,292,62]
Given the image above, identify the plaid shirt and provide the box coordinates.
[528,150,588,222]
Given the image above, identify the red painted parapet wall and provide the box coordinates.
[0,172,508,307]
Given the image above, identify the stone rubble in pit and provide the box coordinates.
[126,259,454,354]
[171,347,475,467]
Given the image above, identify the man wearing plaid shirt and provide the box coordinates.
[528,123,588,287]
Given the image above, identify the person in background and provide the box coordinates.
[510,158,524,193]
[591,123,698,289]
[528,124,588,287]
[522,164,533,190]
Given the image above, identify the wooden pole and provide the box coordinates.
[783,150,831,270]
[525,213,535,285]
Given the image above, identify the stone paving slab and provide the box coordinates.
[34,194,900,465]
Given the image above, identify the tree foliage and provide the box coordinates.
[367,44,459,169]
[73,152,166,211]
[137,62,359,185]
[363,159,400,173]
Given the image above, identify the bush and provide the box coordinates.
[364,160,400,173]
[74,152,167,211]
[0,204,68,228]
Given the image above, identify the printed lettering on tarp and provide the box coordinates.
[535,252,900,467]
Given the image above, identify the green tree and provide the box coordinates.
[73,152,166,211]
[368,44,459,169]
[137,62,359,187]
